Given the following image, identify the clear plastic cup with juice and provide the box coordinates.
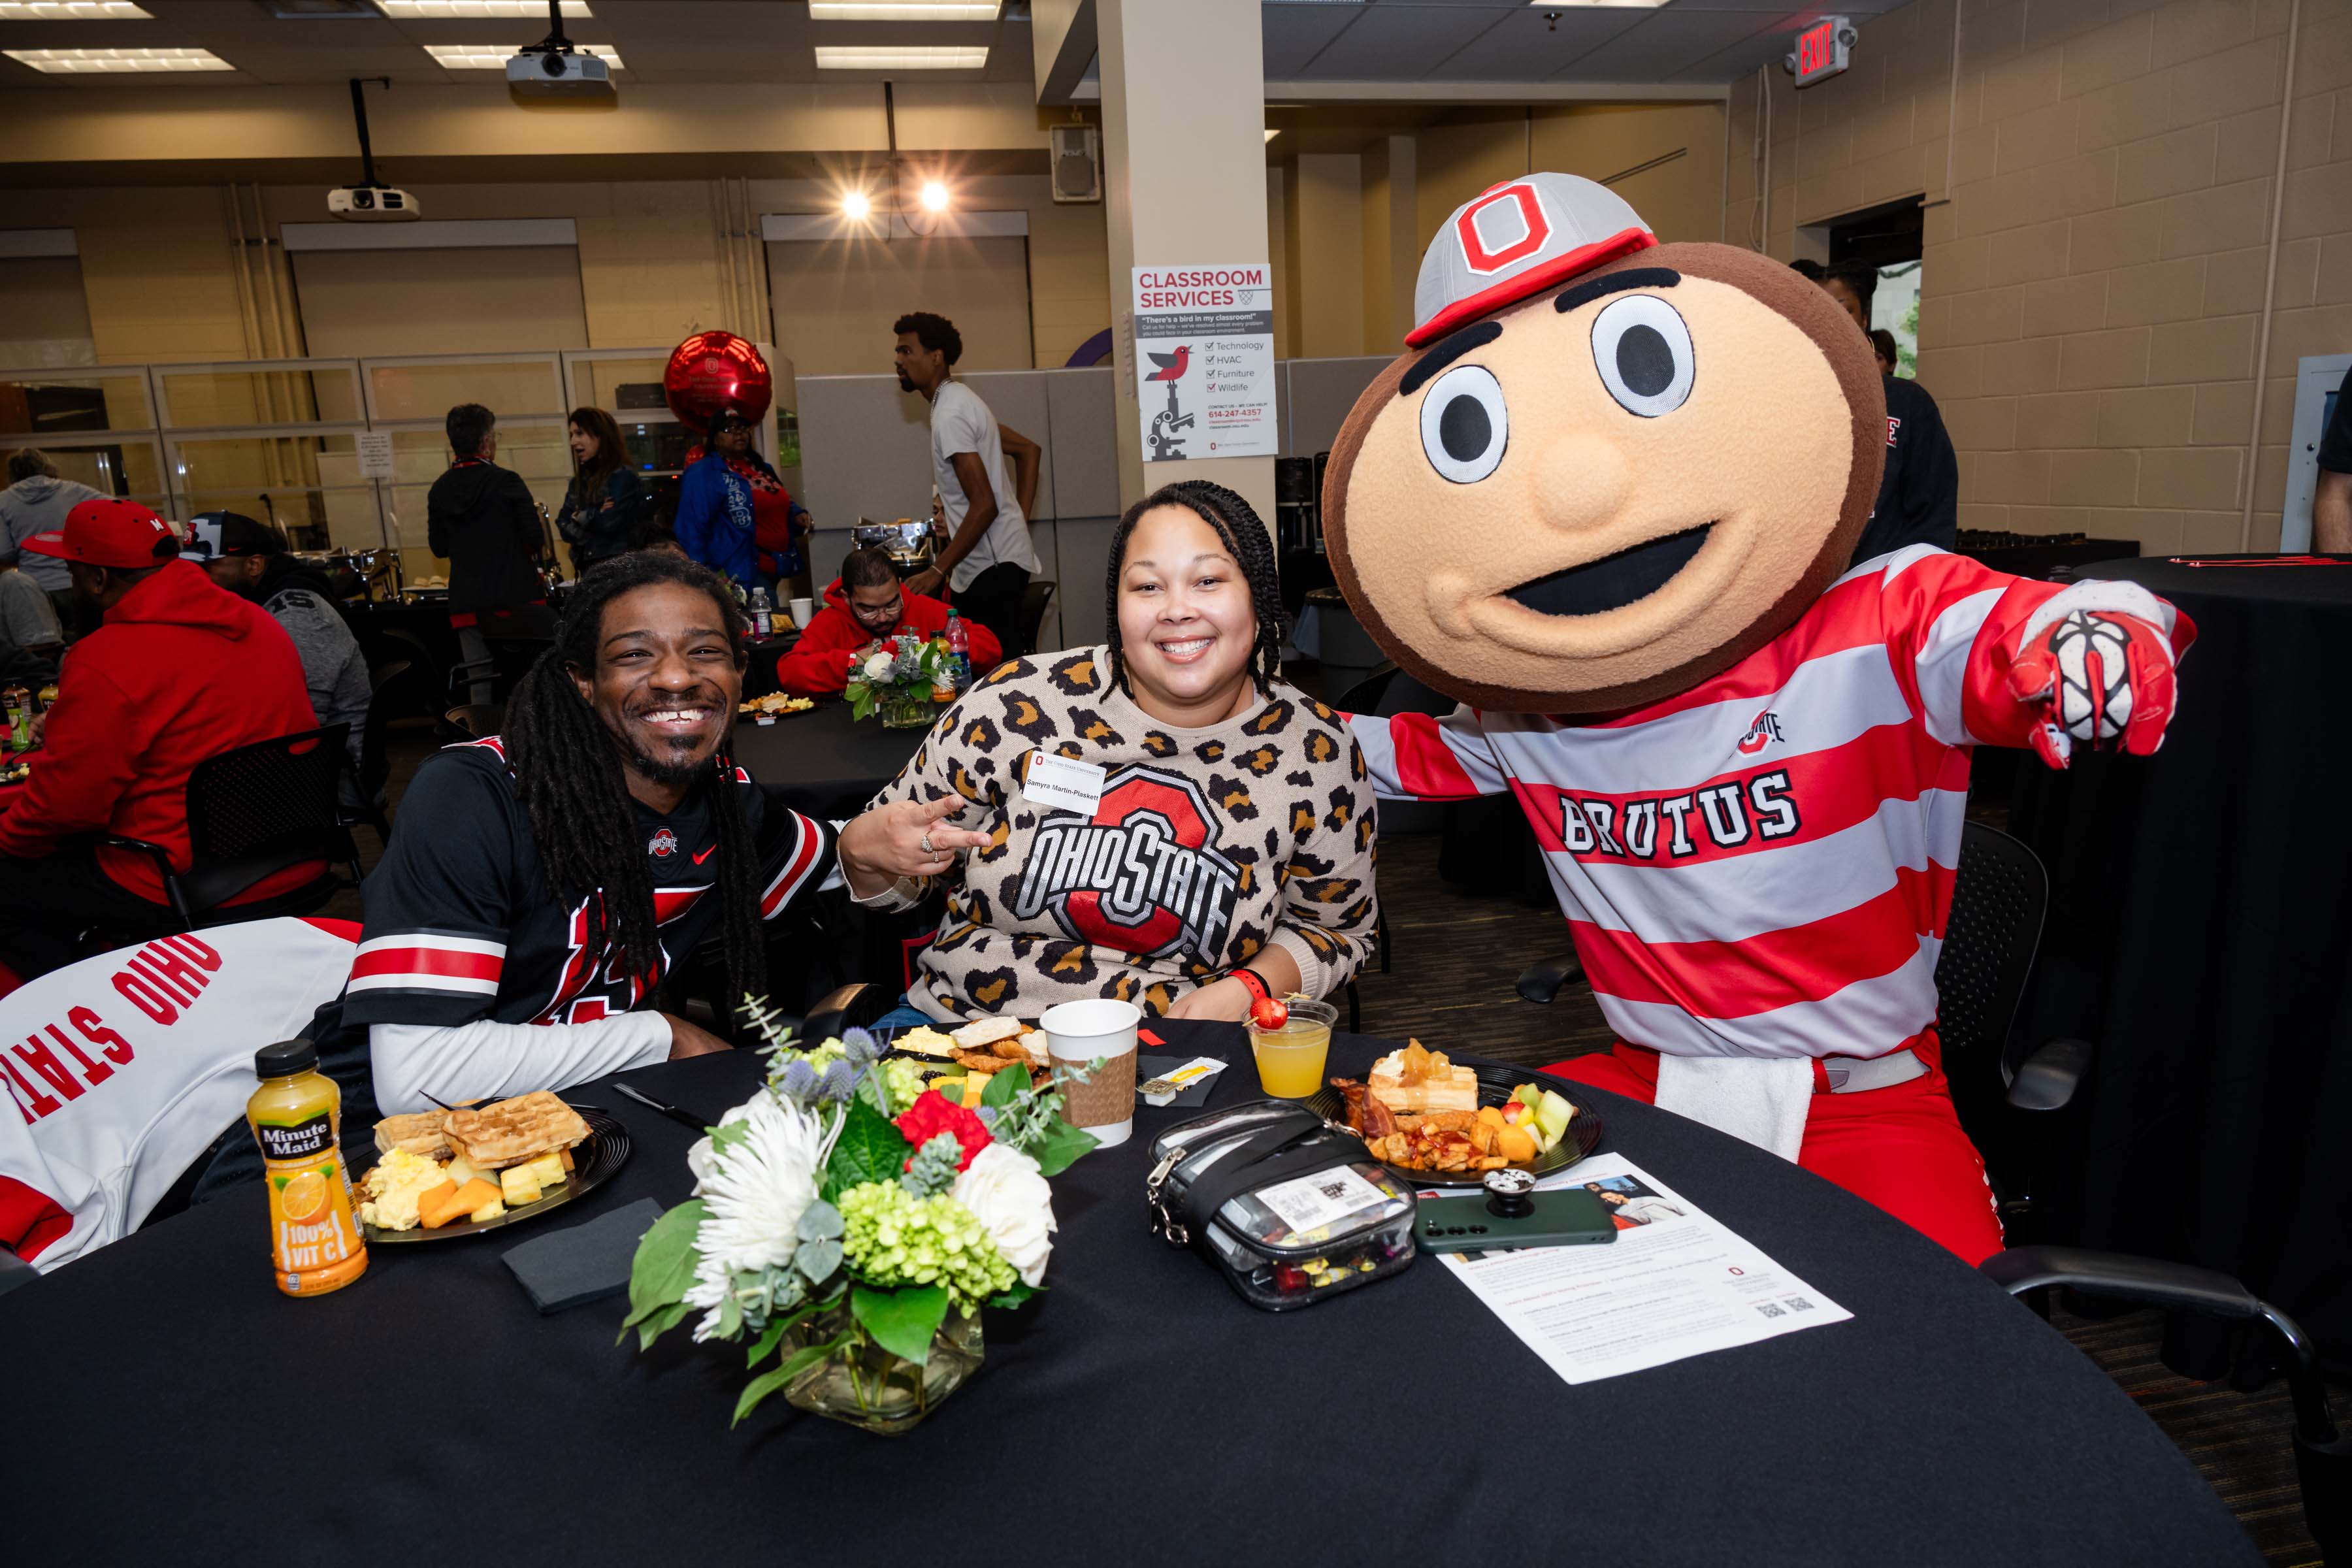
[1249,998,1338,1099]
[248,1037,367,1298]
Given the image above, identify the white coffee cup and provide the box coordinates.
[1039,998,1141,1149]
[789,596,813,629]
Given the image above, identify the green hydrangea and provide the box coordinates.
[838,1179,1015,1311]
[772,1041,928,1115]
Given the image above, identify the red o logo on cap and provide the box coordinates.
[1455,182,1552,276]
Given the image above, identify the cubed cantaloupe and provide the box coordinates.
[421,1176,498,1228]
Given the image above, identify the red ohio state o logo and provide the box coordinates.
[1456,183,1551,275]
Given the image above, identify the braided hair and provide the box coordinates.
[1103,480,1287,699]
[504,551,766,1013]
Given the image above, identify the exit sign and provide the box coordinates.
[1788,16,1854,88]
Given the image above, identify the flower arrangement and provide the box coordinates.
[624,1005,1097,1431]
[842,632,955,725]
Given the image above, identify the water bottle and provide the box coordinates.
[750,585,773,638]
[945,610,971,690]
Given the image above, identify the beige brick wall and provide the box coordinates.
[1724,0,2352,553]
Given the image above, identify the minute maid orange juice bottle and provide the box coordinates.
[248,1038,367,1298]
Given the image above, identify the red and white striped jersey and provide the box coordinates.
[1351,547,2167,1062]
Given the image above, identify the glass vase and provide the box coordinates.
[877,686,936,729]
[781,1305,984,1435]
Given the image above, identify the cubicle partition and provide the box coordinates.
[0,347,1382,653]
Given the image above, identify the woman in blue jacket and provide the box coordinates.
[674,408,809,595]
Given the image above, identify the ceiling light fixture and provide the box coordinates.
[5,46,230,72]
[809,2,998,18]
[376,1,593,15]
[919,180,950,213]
[814,45,987,69]
[841,190,872,220]
[0,3,151,18]
[1264,128,1280,143]
[424,41,619,69]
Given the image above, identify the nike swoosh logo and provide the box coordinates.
[693,844,716,865]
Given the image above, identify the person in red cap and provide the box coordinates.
[0,498,320,977]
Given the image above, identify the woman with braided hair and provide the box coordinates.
[210,552,947,1139]
[836,480,1380,1025]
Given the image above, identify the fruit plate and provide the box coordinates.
[1308,1064,1605,1189]
[356,1107,631,1245]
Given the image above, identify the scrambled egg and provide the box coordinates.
[357,1148,448,1232]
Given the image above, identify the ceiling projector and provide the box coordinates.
[329,184,420,222]
[508,48,613,99]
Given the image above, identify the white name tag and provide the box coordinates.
[1022,751,1105,816]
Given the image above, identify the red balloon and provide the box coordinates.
[662,331,772,433]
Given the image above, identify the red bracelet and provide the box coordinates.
[1229,967,1271,1007]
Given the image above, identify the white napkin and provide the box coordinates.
[1653,1054,1812,1162]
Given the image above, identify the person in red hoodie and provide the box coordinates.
[0,498,320,978]
[773,545,1002,697]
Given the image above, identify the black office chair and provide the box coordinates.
[1011,578,1056,661]
[97,724,352,933]
[441,703,504,744]
[1982,1249,2348,1563]
[345,658,410,847]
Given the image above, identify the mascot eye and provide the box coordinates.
[1591,294,1694,418]
[1418,364,1509,485]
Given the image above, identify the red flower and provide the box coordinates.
[893,1090,993,1173]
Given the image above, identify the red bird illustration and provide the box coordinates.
[1145,346,1189,381]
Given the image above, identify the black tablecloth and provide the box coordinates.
[0,1023,2254,1565]
[2010,555,2352,1379]
[729,698,928,818]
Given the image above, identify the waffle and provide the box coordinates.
[374,1109,451,1160]
[441,1091,592,1169]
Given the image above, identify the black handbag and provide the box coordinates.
[1146,1099,1418,1311]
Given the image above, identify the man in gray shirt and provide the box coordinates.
[191,512,371,787]
[0,547,62,682]
[0,448,99,632]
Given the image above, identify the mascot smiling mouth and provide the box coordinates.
[1505,524,1712,618]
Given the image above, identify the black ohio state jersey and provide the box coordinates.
[340,737,833,1030]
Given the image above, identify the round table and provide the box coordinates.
[730,697,930,817]
[2010,555,2352,1379]
[0,1021,2255,1565]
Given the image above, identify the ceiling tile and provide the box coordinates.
[1551,7,1780,80]
[1424,8,1646,82]
[1260,5,1364,79]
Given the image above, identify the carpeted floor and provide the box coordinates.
[350,735,2318,1563]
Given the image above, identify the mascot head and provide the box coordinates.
[1324,173,1886,715]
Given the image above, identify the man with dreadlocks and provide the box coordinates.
[327,552,842,1117]
[835,479,1379,1024]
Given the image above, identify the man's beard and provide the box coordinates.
[895,368,917,393]
[606,713,711,791]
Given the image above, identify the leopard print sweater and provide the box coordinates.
[862,645,1379,1022]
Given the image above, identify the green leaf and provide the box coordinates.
[731,1332,852,1428]
[621,1199,706,1330]
[821,1098,910,1201]
[1026,1117,1100,1179]
[707,1118,751,1156]
[986,1281,1039,1311]
[980,1058,1028,1107]
[851,1282,950,1366]
[745,1295,828,1369]
[716,1290,743,1340]
[796,1199,843,1241]
[794,1236,842,1282]
[855,1065,891,1117]
[625,1298,693,1352]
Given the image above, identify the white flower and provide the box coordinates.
[680,1090,824,1339]
[949,1143,1056,1287]
[861,650,895,681]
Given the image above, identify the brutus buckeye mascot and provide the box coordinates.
[1327,174,2193,1262]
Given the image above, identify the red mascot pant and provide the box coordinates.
[1543,1039,2005,1266]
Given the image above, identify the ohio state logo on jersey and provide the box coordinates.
[1736,711,1785,755]
[647,828,678,859]
[1010,763,1241,960]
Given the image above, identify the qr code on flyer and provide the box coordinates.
[1756,1302,1786,1318]
[1786,1296,1816,1312]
